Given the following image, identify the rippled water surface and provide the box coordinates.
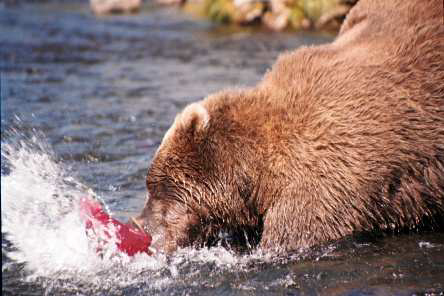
[1,1,444,295]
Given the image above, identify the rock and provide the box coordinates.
[233,0,264,24]
[182,0,355,31]
[262,9,290,31]
[90,0,141,15]
[266,0,353,31]
[202,0,264,25]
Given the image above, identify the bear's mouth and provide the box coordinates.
[127,216,262,253]
[128,216,147,234]
[128,216,165,254]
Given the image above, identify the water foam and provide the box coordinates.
[1,128,267,294]
[1,130,165,280]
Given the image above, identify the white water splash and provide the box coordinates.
[418,241,440,249]
[1,131,165,279]
[1,129,270,294]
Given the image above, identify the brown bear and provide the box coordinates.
[130,0,444,253]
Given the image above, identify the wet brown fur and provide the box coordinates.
[134,0,444,252]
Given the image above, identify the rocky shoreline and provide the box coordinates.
[91,0,357,31]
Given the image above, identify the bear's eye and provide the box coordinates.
[147,174,169,199]
[150,177,190,205]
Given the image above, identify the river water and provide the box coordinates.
[1,1,444,295]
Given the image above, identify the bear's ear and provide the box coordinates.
[159,103,209,151]
[178,103,210,135]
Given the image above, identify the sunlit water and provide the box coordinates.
[1,1,444,295]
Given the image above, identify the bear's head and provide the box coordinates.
[130,94,265,253]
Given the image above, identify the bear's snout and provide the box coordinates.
[128,210,167,253]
